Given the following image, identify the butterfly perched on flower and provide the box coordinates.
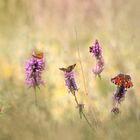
[59,64,78,92]
[89,46,93,53]
[89,40,102,55]
[59,64,76,72]
[89,40,98,53]
[32,51,44,59]
[111,73,133,88]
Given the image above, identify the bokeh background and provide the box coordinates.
[0,0,140,139]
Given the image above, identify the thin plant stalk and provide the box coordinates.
[71,91,94,130]
[75,27,88,95]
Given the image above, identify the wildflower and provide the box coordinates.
[90,40,104,78]
[113,85,126,104]
[25,57,45,87]
[60,65,92,129]
[93,56,104,75]
[25,51,45,88]
[90,40,102,58]
[111,73,133,113]
[25,51,45,106]
[59,64,78,93]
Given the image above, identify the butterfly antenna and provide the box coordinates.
[74,27,88,95]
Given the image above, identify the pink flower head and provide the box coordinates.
[90,40,104,78]
[93,55,104,77]
[93,65,104,75]
[25,51,45,88]
[90,40,102,58]
[64,71,78,92]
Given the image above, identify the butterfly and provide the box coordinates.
[89,40,99,53]
[124,81,133,88]
[89,46,93,53]
[32,51,44,59]
[111,73,133,88]
[59,64,76,72]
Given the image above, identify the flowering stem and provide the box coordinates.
[98,74,101,80]
[81,111,93,129]
[71,91,93,130]
[73,92,79,105]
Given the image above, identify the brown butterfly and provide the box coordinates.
[32,51,44,59]
[59,64,76,72]
[89,40,99,53]
[89,46,93,53]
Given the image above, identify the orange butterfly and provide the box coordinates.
[111,73,133,88]
[124,81,133,88]
[32,51,44,59]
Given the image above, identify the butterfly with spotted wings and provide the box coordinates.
[111,73,133,89]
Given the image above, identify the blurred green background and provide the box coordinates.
[0,0,139,139]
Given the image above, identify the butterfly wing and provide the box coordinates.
[124,75,131,81]
[59,64,76,72]
[33,52,44,59]
[59,68,67,71]
[111,76,121,86]
[118,73,131,82]
[67,64,76,72]
[112,73,133,88]
[124,81,133,88]
[89,46,93,52]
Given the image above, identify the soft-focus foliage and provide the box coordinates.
[0,0,139,139]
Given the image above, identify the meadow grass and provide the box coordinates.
[0,0,139,139]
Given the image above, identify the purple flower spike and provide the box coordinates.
[90,40,104,77]
[93,66,104,75]
[59,64,78,93]
[111,73,133,114]
[111,85,126,113]
[93,55,104,76]
[113,85,126,104]
[64,71,78,92]
[90,40,102,58]
[25,52,45,88]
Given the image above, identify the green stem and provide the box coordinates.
[72,91,94,130]
[81,111,93,129]
[98,74,101,80]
